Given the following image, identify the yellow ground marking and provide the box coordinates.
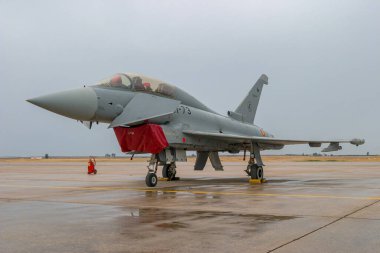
[1,184,380,201]
[249,178,267,184]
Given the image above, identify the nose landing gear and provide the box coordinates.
[145,155,159,187]
[145,153,179,187]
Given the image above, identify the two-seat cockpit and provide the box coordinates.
[96,73,176,97]
[95,73,214,113]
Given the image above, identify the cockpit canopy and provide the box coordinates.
[96,73,214,113]
[97,73,176,97]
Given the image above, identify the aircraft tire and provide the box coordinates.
[168,164,176,180]
[162,164,169,178]
[145,173,158,187]
[250,165,264,180]
[162,163,176,180]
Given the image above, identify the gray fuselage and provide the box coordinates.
[91,86,280,152]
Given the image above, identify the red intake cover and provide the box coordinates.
[113,124,169,154]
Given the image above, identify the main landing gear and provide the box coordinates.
[162,162,177,181]
[244,142,265,181]
[245,164,264,180]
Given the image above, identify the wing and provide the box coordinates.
[109,93,181,128]
[183,130,365,152]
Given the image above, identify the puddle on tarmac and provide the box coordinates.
[116,207,297,232]
[268,179,296,184]
[305,179,345,185]
[187,211,296,222]
[155,221,189,229]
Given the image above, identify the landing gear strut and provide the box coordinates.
[145,155,159,187]
[244,142,265,180]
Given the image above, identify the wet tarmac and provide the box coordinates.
[1,159,380,253]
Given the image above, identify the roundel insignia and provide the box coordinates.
[259,129,266,137]
[248,103,252,112]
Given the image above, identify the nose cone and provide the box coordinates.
[27,87,98,121]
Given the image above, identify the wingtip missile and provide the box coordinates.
[350,139,365,146]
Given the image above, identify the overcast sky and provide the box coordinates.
[1,0,379,157]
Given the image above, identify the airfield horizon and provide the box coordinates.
[1,155,379,163]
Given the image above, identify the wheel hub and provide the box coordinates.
[167,163,176,180]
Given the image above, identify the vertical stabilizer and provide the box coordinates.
[234,74,268,123]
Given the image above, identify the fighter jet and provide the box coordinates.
[27,73,365,187]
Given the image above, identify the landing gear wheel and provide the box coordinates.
[162,164,169,178]
[245,165,251,176]
[162,163,176,180]
[94,169,97,175]
[145,173,158,187]
[250,165,264,180]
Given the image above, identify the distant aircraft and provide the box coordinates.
[28,73,365,187]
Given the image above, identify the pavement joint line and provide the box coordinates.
[1,184,380,201]
[267,199,380,253]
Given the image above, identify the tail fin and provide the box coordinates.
[232,74,268,124]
